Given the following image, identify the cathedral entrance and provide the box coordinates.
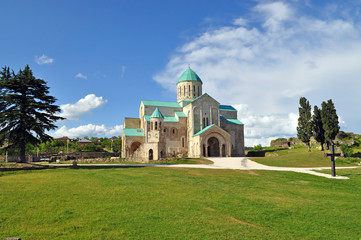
[130,142,141,154]
[207,137,220,157]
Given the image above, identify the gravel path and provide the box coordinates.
[163,157,359,179]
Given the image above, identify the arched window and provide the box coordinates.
[188,85,190,96]
[193,85,195,97]
[155,122,158,130]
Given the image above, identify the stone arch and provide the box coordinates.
[201,132,228,157]
[130,141,141,154]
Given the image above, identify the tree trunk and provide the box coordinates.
[19,143,26,163]
[308,143,311,152]
[320,142,324,151]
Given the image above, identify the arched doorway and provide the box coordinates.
[130,142,141,154]
[149,149,153,160]
[207,137,220,157]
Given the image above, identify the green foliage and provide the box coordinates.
[252,144,263,151]
[0,65,64,162]
[340,144,353,158]
[297,97,312,151]
[311,105,325,150]
[321,99,340,145]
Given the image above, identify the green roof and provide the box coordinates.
[150,108,164,118]
[194,124,215,136]
[177,67,203,84]
[123,128,145,137]
[141,100,182,108]
[144,115,178,122]
[220,115,243,125]
[175,111,187,117]
[220,105,237,111]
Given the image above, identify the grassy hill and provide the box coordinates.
[1,167,361,239]
[249,147,361,168]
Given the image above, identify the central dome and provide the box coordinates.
[177,67,202,84]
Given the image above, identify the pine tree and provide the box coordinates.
[297,97,312,151]
[311,105,325,151]
[321,99,339,149]
[0,65,64,162]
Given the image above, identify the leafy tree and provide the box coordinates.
[297,97,312,151]
[321,99,340,149]
[311,105,325,151]
[0,65,64,162]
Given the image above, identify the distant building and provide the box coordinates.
[122,67,245,161]
[55,137,70,143]
[78,139,93,146]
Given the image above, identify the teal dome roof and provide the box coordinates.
[177,67,203,84]
[150,108,164,118]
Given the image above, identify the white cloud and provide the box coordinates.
[60,94,108,121]
[154,1,361,146]
[53,124,123,138]
[75,73,87,79]
[35,54,54,65]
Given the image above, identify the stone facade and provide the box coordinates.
[122,68,245,162]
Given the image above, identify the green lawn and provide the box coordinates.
[1,167,361,239]
[250,147,361,167]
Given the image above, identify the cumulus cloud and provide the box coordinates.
[154,1,361,146]
[35,54,54,65]
[53,124,123,138]
[75,73,87,79]
[60,94,108,121]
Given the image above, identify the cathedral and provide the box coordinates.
[122,67,245,161]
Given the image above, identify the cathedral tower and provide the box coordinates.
[176,67,203,103]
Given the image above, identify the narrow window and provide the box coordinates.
[198,86,200,96]
[206,118,209,126]
[182,137,185,148]
[188,85,190,96]
[159,122,162,130]
[151,122,153,130]
[202,118,205,128]
[155,122,158,130]
[183,86,185,96]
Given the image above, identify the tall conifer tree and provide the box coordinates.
[311,105,325,151]
[0,65,64,162]
[297,97,312,151]
[321,99,339,149]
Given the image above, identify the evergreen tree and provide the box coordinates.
[311,105,325,151]
[321,99,339,149]
[297,97,312,151]
[0,65,64,162]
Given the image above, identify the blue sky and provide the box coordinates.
[1,0,361,146]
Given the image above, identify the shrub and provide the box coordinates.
[340,144,353,157]
[253,144,263,152]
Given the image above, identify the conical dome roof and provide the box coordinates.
[177,67,203,84]
[150,108,164,118]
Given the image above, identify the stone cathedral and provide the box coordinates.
[122,67,245,161]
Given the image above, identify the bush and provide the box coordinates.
[340,144,353,157]
[253,144,263,152]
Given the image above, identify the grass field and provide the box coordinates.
[249,147,361,167]
[1,167,361,239]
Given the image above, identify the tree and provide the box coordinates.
[321,99,339,149]
[0,65,64,162]
[297,97,312,151]
[311,105,325,151]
